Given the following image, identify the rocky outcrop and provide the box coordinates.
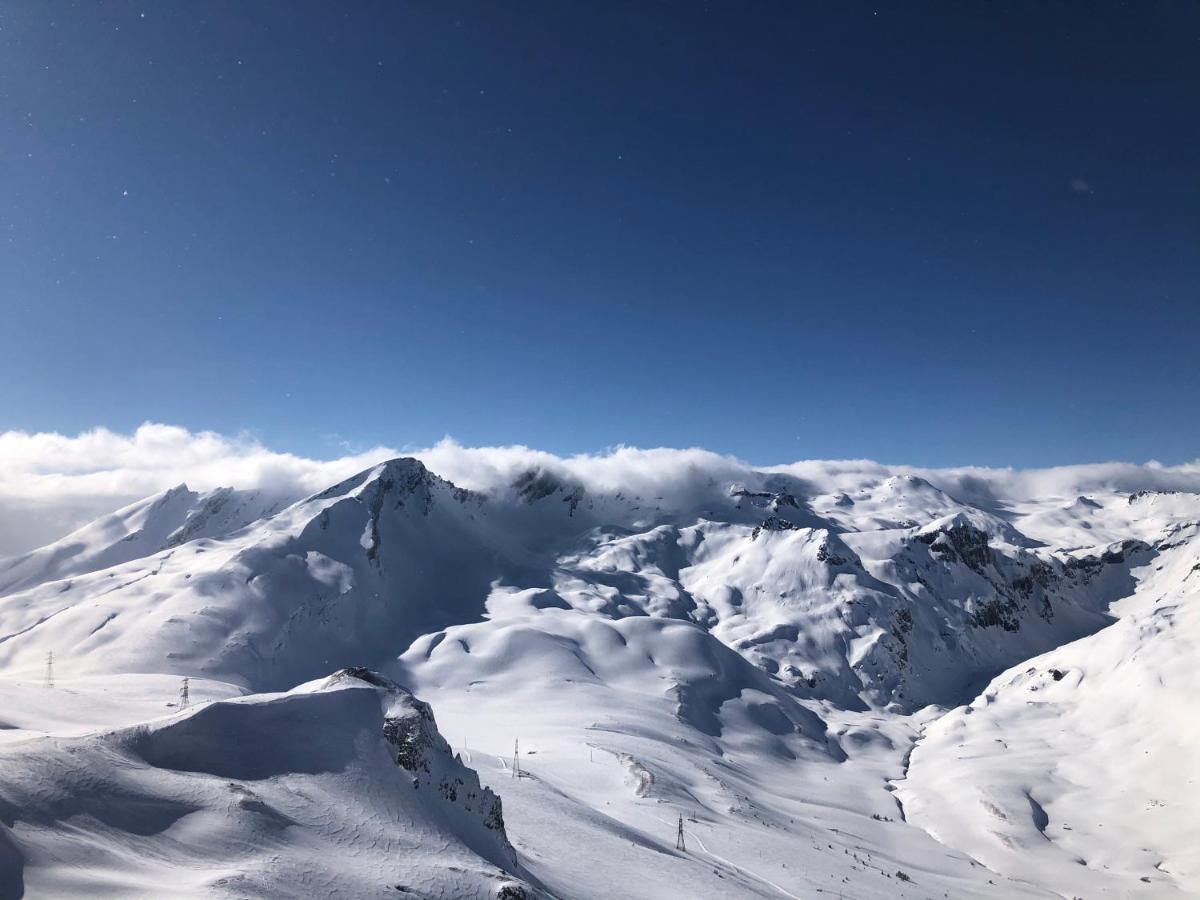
[1128,489,1192,504]
[917,520,993,572]
[1063,539,1152,583]
[332,667,515,858]
[731,486,801,513]
[750,516,802,540]
[815,538,850,566]
[513,469,588,515]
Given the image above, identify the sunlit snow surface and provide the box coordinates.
[0,458,1195,897]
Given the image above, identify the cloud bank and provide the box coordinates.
[0,424,398,556]
[1,422,1198,557]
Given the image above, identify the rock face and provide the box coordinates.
[750,516,802,540]
[0,665,532,899]
[917,520,993,572]
[898,525,1200,898]
[333,667,514,858]
[732,486,801,513]
[513,468,587,515]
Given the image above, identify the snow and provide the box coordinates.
[0,485,277,597]
[0,670,532,899]
[897,522,1200,897]
[0,453,1196,898]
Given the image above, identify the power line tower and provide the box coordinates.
[44,651,54,689]
[179,677,190,709]
[675,813,686,852]
[512,738,521,779]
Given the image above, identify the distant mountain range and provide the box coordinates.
[1,455,1195,898]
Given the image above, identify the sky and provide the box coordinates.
[1,1,1198,468]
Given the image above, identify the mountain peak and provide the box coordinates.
[375,456,431,478]
[307,456,435,504]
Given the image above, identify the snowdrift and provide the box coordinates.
[0,667,535,899]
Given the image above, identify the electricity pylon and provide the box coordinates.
[44,651,54,689]
[179,676,190,709]
[512,738,521,779]
[675,813,686,852]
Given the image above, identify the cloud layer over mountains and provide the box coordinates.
[2,421,1199,557]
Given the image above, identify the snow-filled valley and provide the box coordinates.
[1,453,1197,899]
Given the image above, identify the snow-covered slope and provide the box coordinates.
[897,523,1200,897]
[0,485,280,597]
[0,667,535,899]
[0,461,523,689]
[1,453,1197,898]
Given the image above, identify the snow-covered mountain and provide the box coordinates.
[897,517,1200,896]
[0,667,532,899]
[0,455,1196,898]
[0,484,281,597]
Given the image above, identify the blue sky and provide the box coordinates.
[2,2,1197,467]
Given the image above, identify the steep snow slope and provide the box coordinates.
[544,505,1135,711]
[898,523,1200,897]
[0,455,1196,898]
[0,667,536,899]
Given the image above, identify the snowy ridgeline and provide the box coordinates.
[0,668,529,899]
[0,456,1197,898]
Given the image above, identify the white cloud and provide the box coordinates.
[0,423,1198,557]
[0,423,399,556]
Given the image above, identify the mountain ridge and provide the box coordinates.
[1,453,1196,897]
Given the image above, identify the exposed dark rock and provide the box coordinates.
[563,485,586,516]
[972,597,1021,632]
[1100,539,1149,565]
[919,522,992,572]
[513,469,586,515]
[335,666,393,688]
[1012,560,1056,621]
[815,540,849,566]
[731,487,801,512]
[1128,489,1187,504]
[751,517,801,541]
[373,672,515,857]
[384,698,436,774]
[513,469,561,503]
[1064,539,1151,582]
[483,795,506,833]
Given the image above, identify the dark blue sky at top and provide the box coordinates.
[1,2,1197,467]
